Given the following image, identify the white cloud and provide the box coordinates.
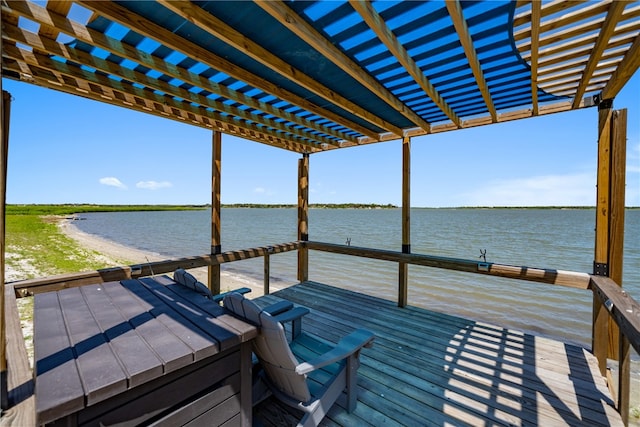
[136,180,172,190]
[459,172,596,206]
[99,177,127,190]
[254,187,275,196]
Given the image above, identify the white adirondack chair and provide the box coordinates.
[223,292,374,427]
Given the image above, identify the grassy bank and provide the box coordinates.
[5,205,185,366]
[7,204,207,216]
[5,204,206,277]
[6,215,125,278]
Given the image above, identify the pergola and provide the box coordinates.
[2,1,639,147]
[1,1,639,425]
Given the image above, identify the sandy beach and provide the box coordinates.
[58,217,272,297]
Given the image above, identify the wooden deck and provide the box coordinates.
[252,281,623,427]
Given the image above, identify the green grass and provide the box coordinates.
[5,204,209,365]
[5,214,125,277]
[7,204,207,216]
[4,204,207,276]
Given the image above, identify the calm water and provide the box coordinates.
[74,208,640,348]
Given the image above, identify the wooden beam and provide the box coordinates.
[307,241,592,289]
[591,276,640,356]
[358,99,581,145]
[607,108,627,363]
[515,1,612,43]
[2,55,317,154]
[445,0,497,122]
[209,131,222,295]
[513,0,587,29]
[538,58,620,84]
[298,154,309,282]
[254,0,431,133]
[0,89,10,411]
[18,70,311,154]
[2,25,337,149]
[349,0,461,128]
[532,4,640,52]
[521,17,640,61]
[399,136,410,308]
[602,34,640,100]
[592,104,613,376]
[619,334,630,425]
[159,0,403,137]
[75,0,381,140]
[538,44,629,75]
[37,1,72,42]
[529,0,541,115]
[1,1,356,145]
[572,1,627,108]
[30,0,72,67]
[12,243,301,296]
[610,108,628,424]
[0,4,6,409]
[2,285,35,425]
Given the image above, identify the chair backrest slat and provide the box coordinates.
[224,292,311,402]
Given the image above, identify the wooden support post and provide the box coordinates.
[609,108,627,347]
[208,131,221,295]
[619,334,630,425]
[399,136,410,308]
[611,109,628,419]
[1,91,11,411]
[592,103,627,376]
[297,154,309,282]
[263,252,270,295]
[592,103,612,375]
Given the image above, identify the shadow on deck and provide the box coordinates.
[252,281,622,426]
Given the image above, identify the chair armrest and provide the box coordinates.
[262,300,294,316]
[264,301,309,340]
[212,287,252,304]
[295,329,374,375]
[272,307,310,324]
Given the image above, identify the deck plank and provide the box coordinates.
[252,281,623,427]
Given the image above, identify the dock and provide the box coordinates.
[253,281,622,426]
[2,0,639,424]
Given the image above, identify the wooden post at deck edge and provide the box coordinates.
[298,154,309,282]
[208,130,221,295]
[1,90,11,411]
[592,103,627,374]
[399,136,410,307]
[592,104,612,376]
[611,109,628,420]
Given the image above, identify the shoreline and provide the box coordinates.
[58,216,273,297]
[8,215,277,369]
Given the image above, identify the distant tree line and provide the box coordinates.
[222,203,398,209]
[6,204,207,215]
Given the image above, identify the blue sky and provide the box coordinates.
[2,71,639,207]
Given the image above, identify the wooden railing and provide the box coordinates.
[4,240,639,425]
[305,240,640,426]
[11,241,300,297]
[590,275,640,426]
[3,241,301,424]
[306,241,592,289]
